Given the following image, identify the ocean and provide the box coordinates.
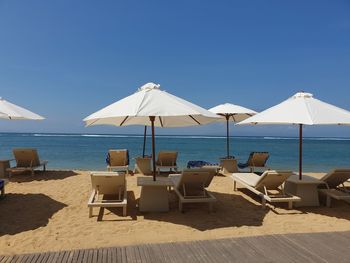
[0,133,349,172]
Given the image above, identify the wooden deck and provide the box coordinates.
[1,231,349,262]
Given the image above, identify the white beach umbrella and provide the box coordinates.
[209,103,257,158]
[0,97,44,120]
[238,92,350,179]
[84,82,220,180]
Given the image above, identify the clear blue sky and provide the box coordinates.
[1,0,350,137]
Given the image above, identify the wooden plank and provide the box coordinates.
[243,234,319,263]
[208,239,236,262]
[160,242,184,263]
[92,249,98,263]
[33,252,47,263]
[143,243,163,263]
[284,232,349,263]
[86,249,94,263]
[109,248,117,263]
[116,247,125,263]
[54,251,66,263]
[64,250,75,263]
[0,255,13,263]
[2,231,350,263]
[101,248,108,263]
[46,251,60,263]
[192,240,218,263]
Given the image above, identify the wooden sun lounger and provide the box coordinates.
[156,151,178,175]
[170,169,217,212]
[238,152,269,172]
[7,148,48,176]
[232,170,301,209]
[317,169,350,207]
[0,179,8,199]
[88,172,127,217]
[107,149,129,174]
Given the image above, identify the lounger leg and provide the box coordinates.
[179,201,183,213]
[233,180,237,191]
[123,206,127,217]
[326,196,331,208]
[89,207,93,218]
[31,169,35,176]
[261,198,266,209]
[288,201,292,209]
[43,164,46,172]
[209,202,213,213]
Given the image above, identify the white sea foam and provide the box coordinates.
[19,133,350,141]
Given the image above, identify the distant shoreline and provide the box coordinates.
[0,132,350,141]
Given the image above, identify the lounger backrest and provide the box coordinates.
[13,148,40,167]
[182,168,215,187]
[247,152,269,167]
[90,172,126,195]
[109,149,129,166]
[220,159,238,173]
[320,169,350,188]
[177,170,209,190]
[157,151,178,166]
[254,170,292,190]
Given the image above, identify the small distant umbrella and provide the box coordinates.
[238,92,350,179]
[0,97,44,120]
[84,82,220,181]
[209,103,256,158]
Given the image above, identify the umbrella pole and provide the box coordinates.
[226,115,230,158]
[150,116,156,181]
[299,124,303,180]
[142,126,147,158]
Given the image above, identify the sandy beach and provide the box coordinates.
[0,170,349,256]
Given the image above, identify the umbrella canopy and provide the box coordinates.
[238,92,350,179]
[84,83,219,127]
[84,82,220,180]
[0,97,44,120]
[209,103,257,158]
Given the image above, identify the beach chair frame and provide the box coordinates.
[156,151,178,175]
[232,171,301,209]
[170,170,217,212]
[317,169,350,207]
[7,148,48,176]
[107,149,129,174]
[88,172,127,217]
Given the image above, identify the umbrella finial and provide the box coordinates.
[139,82,161,91]
[293,92,313,98]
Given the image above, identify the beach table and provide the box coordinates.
[137,176,174,212]
[284,174,326,207]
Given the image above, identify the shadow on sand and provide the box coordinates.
[7,170,79,183]
[94,191,138,222]
[142,191,269,231]
[0,193,67,235]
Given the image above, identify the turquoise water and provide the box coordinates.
[0,133,349,172]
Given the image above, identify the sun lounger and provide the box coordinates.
[317,169,350,207]
[0,179,8,199]
[7,148,48,176]
[220,158,238,175]
[238,152,269,172]
[156,151,178,175]
[170,169,217,212]
[107,149,129,174]
[88,171,127,217]
[232,170,301,209]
